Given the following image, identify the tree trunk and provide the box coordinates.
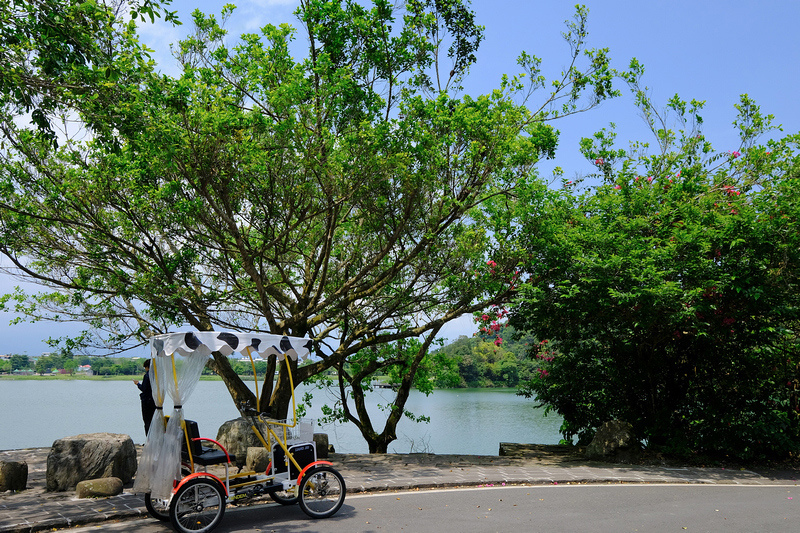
[268,356,297,420]
[258,355,277,413]
[349,328,442,454]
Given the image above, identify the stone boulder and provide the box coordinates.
[585,420,640,463]
[46,433,137,492]
[0,461,28,492]
[313,433,329,459]
[246,447,269,472]
[76,477,123,498]
[216,418,264,468]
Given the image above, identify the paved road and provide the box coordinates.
[59,484,800,533]
[8,446,798,533]
[4,447,798,532]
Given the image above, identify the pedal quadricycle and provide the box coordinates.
[133,332,345,533]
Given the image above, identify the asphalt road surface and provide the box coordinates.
[60,484,799,533]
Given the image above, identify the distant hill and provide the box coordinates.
[431,325,541,388]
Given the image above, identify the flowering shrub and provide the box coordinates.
[512,92,800,459]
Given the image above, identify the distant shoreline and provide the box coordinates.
[0,374,224,381]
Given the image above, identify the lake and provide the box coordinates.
[0,380,564,454]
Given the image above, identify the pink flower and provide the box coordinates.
[731,151,741,158]
[646,176,654,183]
[481,314,489,321]
[722,185,740,196]
[486,260,497,267]
[594,158,604,166]
[613,185,621,190]
[494,337,503,346]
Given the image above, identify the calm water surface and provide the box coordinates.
[0,380,563,454]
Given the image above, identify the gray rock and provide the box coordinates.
[0,460,28,491]
[216,418,264,468]
[46,433,137,492]
[585,420,641,463]
[313,433,329,459]
[75,477,123,498]
[246,447,269,472]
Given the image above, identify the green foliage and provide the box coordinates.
[9,354,30,371]
[511,87,800,460]
[433,326,539,387]
[0,0,177,144]
[82,356,140,376]
[226,357,269,376]
[11,354,141,375]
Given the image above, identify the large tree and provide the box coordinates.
[511,78,800,459]
[0,0,621,452]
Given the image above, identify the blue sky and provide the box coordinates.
[2,0,798,355]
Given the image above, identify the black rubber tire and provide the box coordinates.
[169,477,226,533]
[298,465,346,519]
[269,488,299,505]
[144,493,170,521]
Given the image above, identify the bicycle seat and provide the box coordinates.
[182,419,235,466]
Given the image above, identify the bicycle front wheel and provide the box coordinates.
[298,465,346,519]
[169,478,226,533]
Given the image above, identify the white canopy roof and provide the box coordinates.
[149,331,313,361]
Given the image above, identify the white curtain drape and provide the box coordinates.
[132,332,312,498]
[131,360,166,495]
[132,352,208,498]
